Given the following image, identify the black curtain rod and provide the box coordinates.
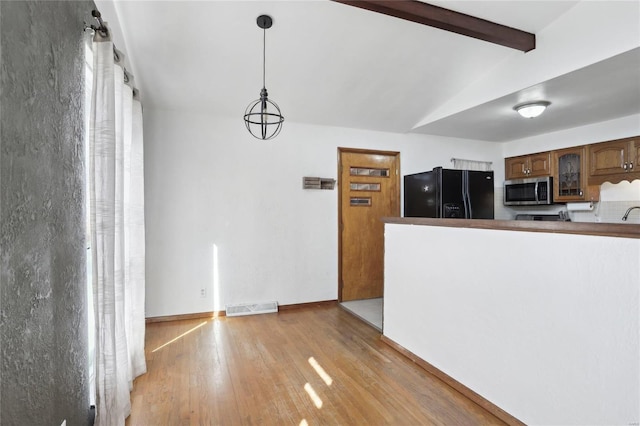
[87,10,109,37]
[84,9,139,99]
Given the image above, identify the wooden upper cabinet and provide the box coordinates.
[588,137,639,185]
[589,140,627,175]
[553,146,599,202]
[631,139,640,172]
[529,153,553,177]
[505,156,528,179]
[505,152,552,180]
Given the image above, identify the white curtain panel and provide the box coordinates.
[89,34,146,426]
[128,98,147,380]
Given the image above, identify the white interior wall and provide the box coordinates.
[101,0,640,317]
[144,110,639,317]
[384,223,640,425]
[143,109,502,317]
[502,114,640,156]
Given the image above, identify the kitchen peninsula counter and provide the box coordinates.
[382,217,640,239]
[382,218,639,425]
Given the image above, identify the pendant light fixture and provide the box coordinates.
[244,15,284,140]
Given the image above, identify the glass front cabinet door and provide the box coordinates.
[554,146,588,202]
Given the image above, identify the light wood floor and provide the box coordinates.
[126,303,506,425]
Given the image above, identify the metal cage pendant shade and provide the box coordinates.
[244,15,284,140]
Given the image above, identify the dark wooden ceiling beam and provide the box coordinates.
[331,0,536,52]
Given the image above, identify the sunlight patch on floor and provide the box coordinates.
[308,357,333,386]
[304,383,323,409]
[151,321,208,353]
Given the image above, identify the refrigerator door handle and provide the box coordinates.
[463,170,472,219]
[462,171,466,218]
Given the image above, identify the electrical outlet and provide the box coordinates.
[200,288,206,298]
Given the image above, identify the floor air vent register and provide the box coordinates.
[225,301,278,317]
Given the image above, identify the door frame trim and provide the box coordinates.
[337,147,401,302]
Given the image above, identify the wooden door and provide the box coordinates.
[338,148,400,302]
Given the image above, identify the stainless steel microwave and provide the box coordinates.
[504,176,553,206]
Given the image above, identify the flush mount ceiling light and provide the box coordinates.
[243,15,284,140]
[514,101,551,119]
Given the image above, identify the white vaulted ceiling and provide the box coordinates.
[96,0,640,142]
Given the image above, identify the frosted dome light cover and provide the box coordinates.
[515,101,550,118]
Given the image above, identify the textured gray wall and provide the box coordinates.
[1,1,93,424]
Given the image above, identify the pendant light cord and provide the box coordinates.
[262,27,266,89]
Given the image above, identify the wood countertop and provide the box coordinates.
[382,217,640,239]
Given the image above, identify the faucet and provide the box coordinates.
[622,206,640,221]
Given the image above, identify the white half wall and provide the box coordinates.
[384,223,640,425]
[143,109,502,317]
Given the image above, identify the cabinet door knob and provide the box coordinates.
[630,162,634,170]
[579,190,583,196]
[623,162,628,170]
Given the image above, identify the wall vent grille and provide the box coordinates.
[226,301,278,317]
[303,177,336,190]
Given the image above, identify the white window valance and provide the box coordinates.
[451,157,492,171]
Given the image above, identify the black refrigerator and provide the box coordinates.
[404,167,494,219]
